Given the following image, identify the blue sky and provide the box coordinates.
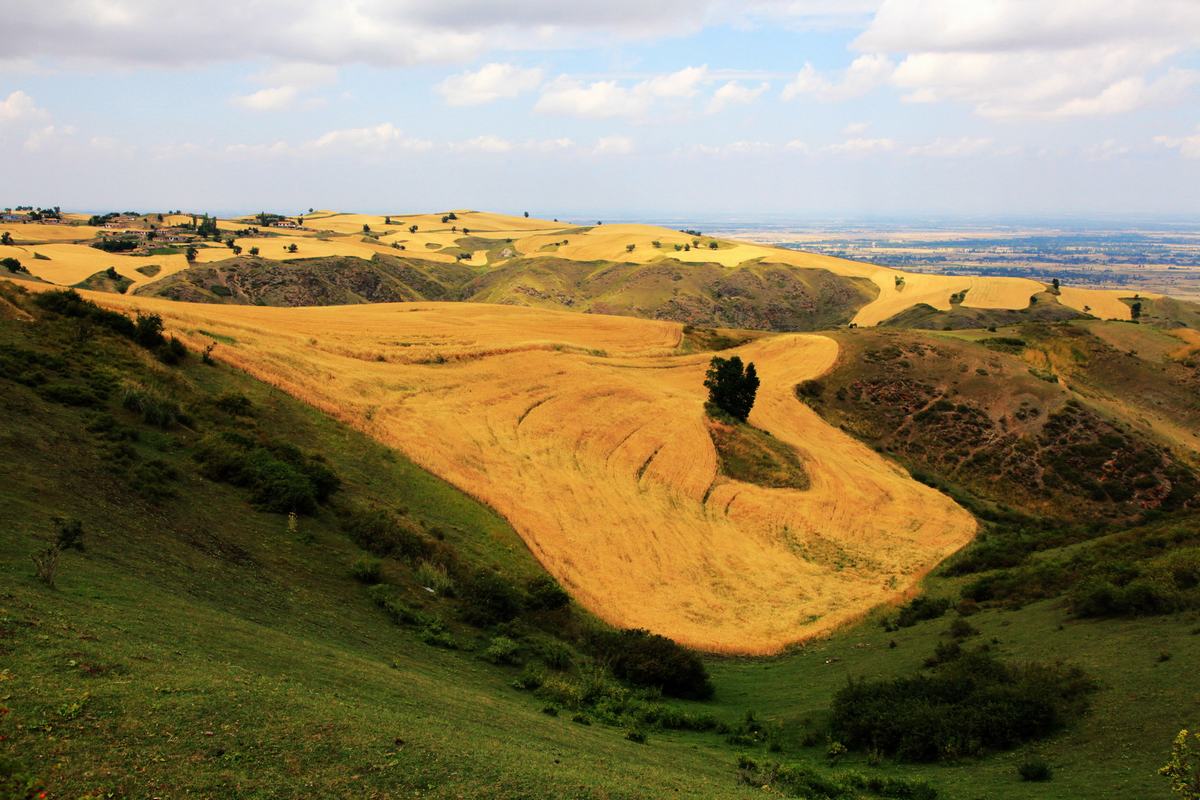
[2,0,1198,220]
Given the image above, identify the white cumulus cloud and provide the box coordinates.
[782,53,892,101]
[593,135,634,155]
[535,66,710,118]
[0,90,49,123]
[1154,127,1200,159]
[436,63,544,106]
[707,80,768,113]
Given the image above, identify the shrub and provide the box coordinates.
[54,518,85,551]
[33,289,136,339]
[121,383,189,428]
[131,458,179,500]
[591,629,714,699]
[529,637,574,670]
[484,635,521,665]
[526,574,570,610]
[1160,728,1200,800]
[350,556,383,583]
[461,570,523,626]
[414,559,454,595]
[796,379,824,400]
[156,336,188,365]
[829,648,1096,762]
[736,760,938,800]
[195,431,339,514]
[92,238,137,253]
[894,596,950,628]
[1018,758,1053,782]
[134,313,166,348]
[342,504,431,560]
[31,545,60,587]
[213,392,253,416]
[39,380,103,407]
[947,617,979,639]
[0,257,27,274]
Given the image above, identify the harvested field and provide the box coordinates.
[73,290,976,653]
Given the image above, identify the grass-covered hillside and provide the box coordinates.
[2,280,1198,799]
[135,252,878,331]
[138,253,477,306]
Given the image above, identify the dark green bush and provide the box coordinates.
[526,574,570,610]
[591,629,714,700]
[350,556,383,583]
[121,383,189,428]
[156,336,188,365]
[39,380,103,407]
[341,504,432,560]
[894,596,950,628]
[92,238,137,252]
[460,570,523,626]
[32,289,136,340]
[736,757,938,799]
[1018,758,1053,782]
[829,648,1095,762]
[195,431,339,514]
[213,393,254,416]
[131,458,179,500]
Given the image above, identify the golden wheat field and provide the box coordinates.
[77,291,975,653]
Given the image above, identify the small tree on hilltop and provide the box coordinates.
[704,355,759,421]
[0,231,12,245]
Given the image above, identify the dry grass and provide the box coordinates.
[71,290,975,653]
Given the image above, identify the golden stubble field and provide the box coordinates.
[85,292,976,653]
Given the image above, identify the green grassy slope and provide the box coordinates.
[467,257,878,331]
[135,253,477,305]
[135,253,878,332]
[0,283,751,799]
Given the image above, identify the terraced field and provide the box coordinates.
[79,291,975,653]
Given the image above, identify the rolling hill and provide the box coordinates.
[3,210,1153,330]
[3,275,1198,800]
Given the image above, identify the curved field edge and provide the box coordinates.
[77,288,976,654]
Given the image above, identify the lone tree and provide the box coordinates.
[704,356,759,421]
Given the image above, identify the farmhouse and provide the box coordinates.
[273,220,302,229]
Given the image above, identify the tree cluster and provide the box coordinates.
[704,355,759,421]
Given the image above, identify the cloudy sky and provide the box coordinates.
[2,0,1199,219]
